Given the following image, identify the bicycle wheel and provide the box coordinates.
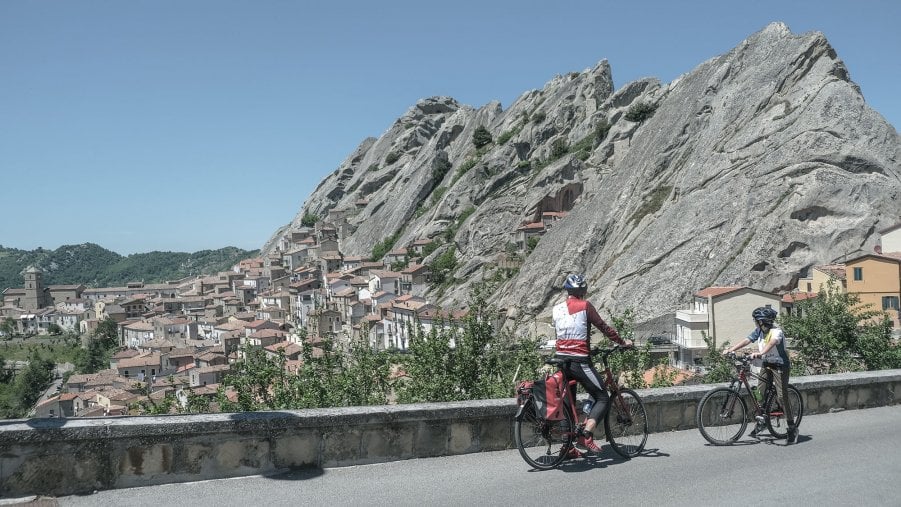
[605,388,649,458]
[514,400,575,470]
[696,387,748,445]
[765,384,803,438]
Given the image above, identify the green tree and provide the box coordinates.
[701,332,735,383]
[472,126,493,149]
[781,279,899,373]
[75,337,112,374]
[397,285,541,403]
[94,317,120,349]
[429,246,458,286]
[47,323,62,335]
[371,232,400,261]
[0,352,11,384]
[301,212,320,227]
[13,351,54,415]
[1,317,16,337]
[604,309,652,389]
[216,337,392,412]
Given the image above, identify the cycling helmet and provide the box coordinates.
[751,307,778,326]
[563,273,588,293]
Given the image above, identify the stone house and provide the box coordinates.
[795,264,847,293]
[189,364,230,387]
[34,393,83,418]
[246,328,286,349]
[409,238,433,257]
[844,253,901,330]
[383,248,408,267]
[514,222,546,251]
[115,352,162,381]
[307,308,342,338]
[400,264,431,294]
[321,252,344,273]
[368,270,402,296]
[122,321,155,348]
[48,284,85,305]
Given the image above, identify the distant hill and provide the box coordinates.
[0,243,259,291]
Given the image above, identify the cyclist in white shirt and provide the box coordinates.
[724,307,798,444]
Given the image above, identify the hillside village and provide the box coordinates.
[3,208,901,418]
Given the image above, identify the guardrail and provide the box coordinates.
[1,369,899,497]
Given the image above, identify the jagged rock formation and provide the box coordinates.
[266,22,901,333]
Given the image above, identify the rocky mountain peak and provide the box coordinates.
[267,22,900,335]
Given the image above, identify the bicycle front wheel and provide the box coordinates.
[765,384,803,438]
[514,400,575,470]
[605,388,648,458]
[697,387,747,445]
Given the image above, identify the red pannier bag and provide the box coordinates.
[530,370,565,421]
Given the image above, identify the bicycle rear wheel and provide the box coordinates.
[765,384,803,438]
[696,387,747,445]
[605,388,649,458]
[514,400,575,470]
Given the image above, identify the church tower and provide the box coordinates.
[21,266,50,310]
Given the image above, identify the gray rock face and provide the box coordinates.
[267,23,901,332]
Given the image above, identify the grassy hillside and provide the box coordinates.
[0,243,259,291]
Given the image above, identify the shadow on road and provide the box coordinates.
[264,467,326,482]
[538,446,670,473]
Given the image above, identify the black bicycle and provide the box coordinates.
[514,345,649,469]
[696,352,804,445]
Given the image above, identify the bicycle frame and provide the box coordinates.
[552,347,631,430]
[725,355,779,416]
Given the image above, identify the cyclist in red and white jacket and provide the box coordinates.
[553,273,632,455]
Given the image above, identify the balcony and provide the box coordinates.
[675,310,709,324]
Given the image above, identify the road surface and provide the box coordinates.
[45,404,901,506]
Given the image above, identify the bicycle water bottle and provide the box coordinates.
[582,399,594,415]
[752,385,763,403]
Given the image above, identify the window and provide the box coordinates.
[853,267,863,281]
[883,296,900,311]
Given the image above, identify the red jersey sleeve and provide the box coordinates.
[586,302,623,344]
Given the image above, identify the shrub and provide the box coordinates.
[430,246,458,286]
[625,102,658,123]
[628,185,672,225]
[453,158,479,184]
[549,138,569,160]
[431,157,452,183]
[371,232,400,261]
[472,126,493,149]
[301,212,319,227]
[531,111,546,124]
[497,124,522,145]
[385,151,400,165]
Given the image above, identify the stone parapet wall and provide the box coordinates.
[2,370,899,497]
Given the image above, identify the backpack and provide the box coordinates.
[530,370,566,421]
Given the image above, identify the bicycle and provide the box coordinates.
[514,345,649,470]
[696,352,804,445]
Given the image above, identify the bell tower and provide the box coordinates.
[21,266,50,310]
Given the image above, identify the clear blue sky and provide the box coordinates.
[1,1,898,255]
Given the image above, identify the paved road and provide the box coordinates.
[51,405,901,506]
